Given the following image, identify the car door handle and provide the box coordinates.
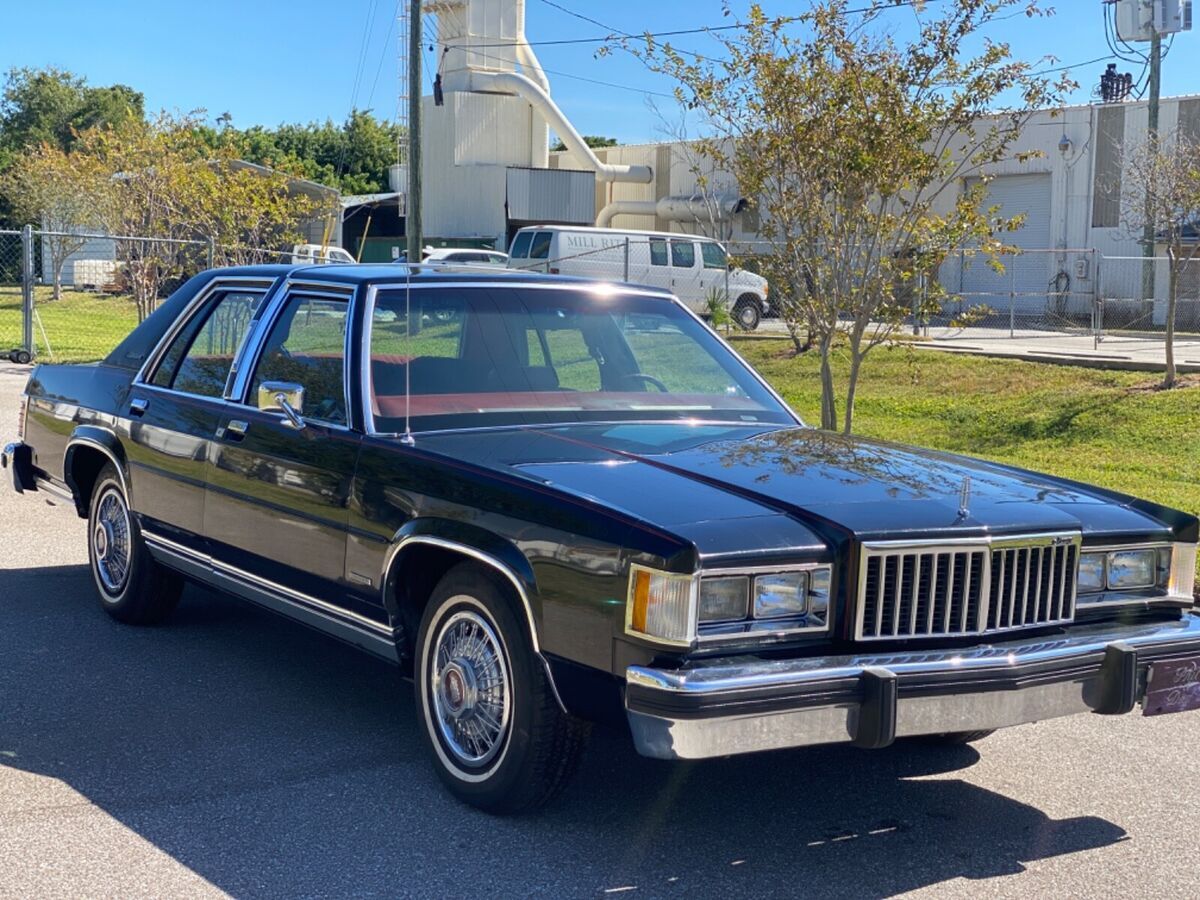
[220,420,249,441]
[129,398,148,417]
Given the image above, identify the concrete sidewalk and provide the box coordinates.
[754,320,1200,373]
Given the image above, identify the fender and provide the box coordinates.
[64,427,128,516]
[382,517,567,713]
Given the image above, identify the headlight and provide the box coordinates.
[1078,552,1106,592]
[698,566,832,633]
[699,576,749,622]
[807,568,832,625]
[1107,549,1157,590]
[626,565,696,646]
[754,572,807,618]
[1077,543,1197,604]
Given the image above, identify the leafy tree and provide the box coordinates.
[0,142,108,299]
[77,114,325,318]
[0,67,144,155]
[1121,130,1200,388]
[0,67,145,226]
[636,0,1066,433]
[206,110,402,194]
[551,134,618,153]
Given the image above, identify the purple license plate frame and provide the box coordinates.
[1142,657,1200,717]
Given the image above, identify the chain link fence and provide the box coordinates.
[4,226,1198,365]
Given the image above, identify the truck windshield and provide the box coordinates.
[366,286,793,432]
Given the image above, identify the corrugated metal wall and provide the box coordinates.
[1091,105,1125,228]
[505,168,594,223]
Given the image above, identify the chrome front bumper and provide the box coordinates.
[625,614,1200,760]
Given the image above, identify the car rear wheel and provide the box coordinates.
[415,562,589,814]
[87,464,182,625]
[733,295,761,331]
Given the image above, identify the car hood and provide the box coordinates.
[416,422,1175,554]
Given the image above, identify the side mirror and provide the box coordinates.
[257,381,306,429]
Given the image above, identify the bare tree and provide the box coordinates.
[1121,130,1200,388]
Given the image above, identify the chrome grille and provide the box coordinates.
[985,542,1078,631]
[855,534,1080,641]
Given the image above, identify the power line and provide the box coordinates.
[453,0,944,51]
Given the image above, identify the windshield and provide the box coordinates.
[366,286,793,432]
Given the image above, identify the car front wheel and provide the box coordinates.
[87,463,182,625]
[415,562,589,814]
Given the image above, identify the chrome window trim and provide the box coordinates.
[853,531,1083,642]
[134,276,277,390]
[229,281,359,431]
[379,534,566,713]
[359,280,802,438]
[696,561,833,642]
[142,530,392,636]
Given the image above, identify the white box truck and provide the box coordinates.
[506,226,770,330]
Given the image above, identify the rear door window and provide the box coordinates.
[670,240,696,268]
[152,289,265,397]
[649,238,668,267]
[509,232,533,258]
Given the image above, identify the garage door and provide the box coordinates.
[958,173,1052,312]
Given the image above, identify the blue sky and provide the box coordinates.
[0,0,1195,143]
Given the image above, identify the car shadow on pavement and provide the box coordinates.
[0,564,1127,898]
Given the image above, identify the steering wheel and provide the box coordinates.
[619,373,669,392]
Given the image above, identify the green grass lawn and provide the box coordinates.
[0,287,139,362]
[734,338,1200,581]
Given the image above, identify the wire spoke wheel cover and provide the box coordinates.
[92,487,132,594]
[429,603,513,770]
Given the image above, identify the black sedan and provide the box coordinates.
[4,264,1199,813]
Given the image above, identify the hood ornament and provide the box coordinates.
[958,475,972,519]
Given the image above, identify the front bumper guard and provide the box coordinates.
[625,614,1200,760]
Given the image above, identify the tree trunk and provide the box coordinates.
[818,336,837,430]
[844,346,863,434]
[51,250,64,302]
[1163,257,1178,389]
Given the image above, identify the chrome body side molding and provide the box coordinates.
[143,530,399,663]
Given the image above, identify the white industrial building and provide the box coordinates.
[418,0,1197,320]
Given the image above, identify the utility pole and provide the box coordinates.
[405,0,422,264]
[1140,29,1162,303]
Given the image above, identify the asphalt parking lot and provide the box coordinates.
[1,359,1198,899]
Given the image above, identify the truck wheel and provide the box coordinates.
[415,561,589,814]
[733,295,761,331]
[13,349,32,365]
[87,464,182,625]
